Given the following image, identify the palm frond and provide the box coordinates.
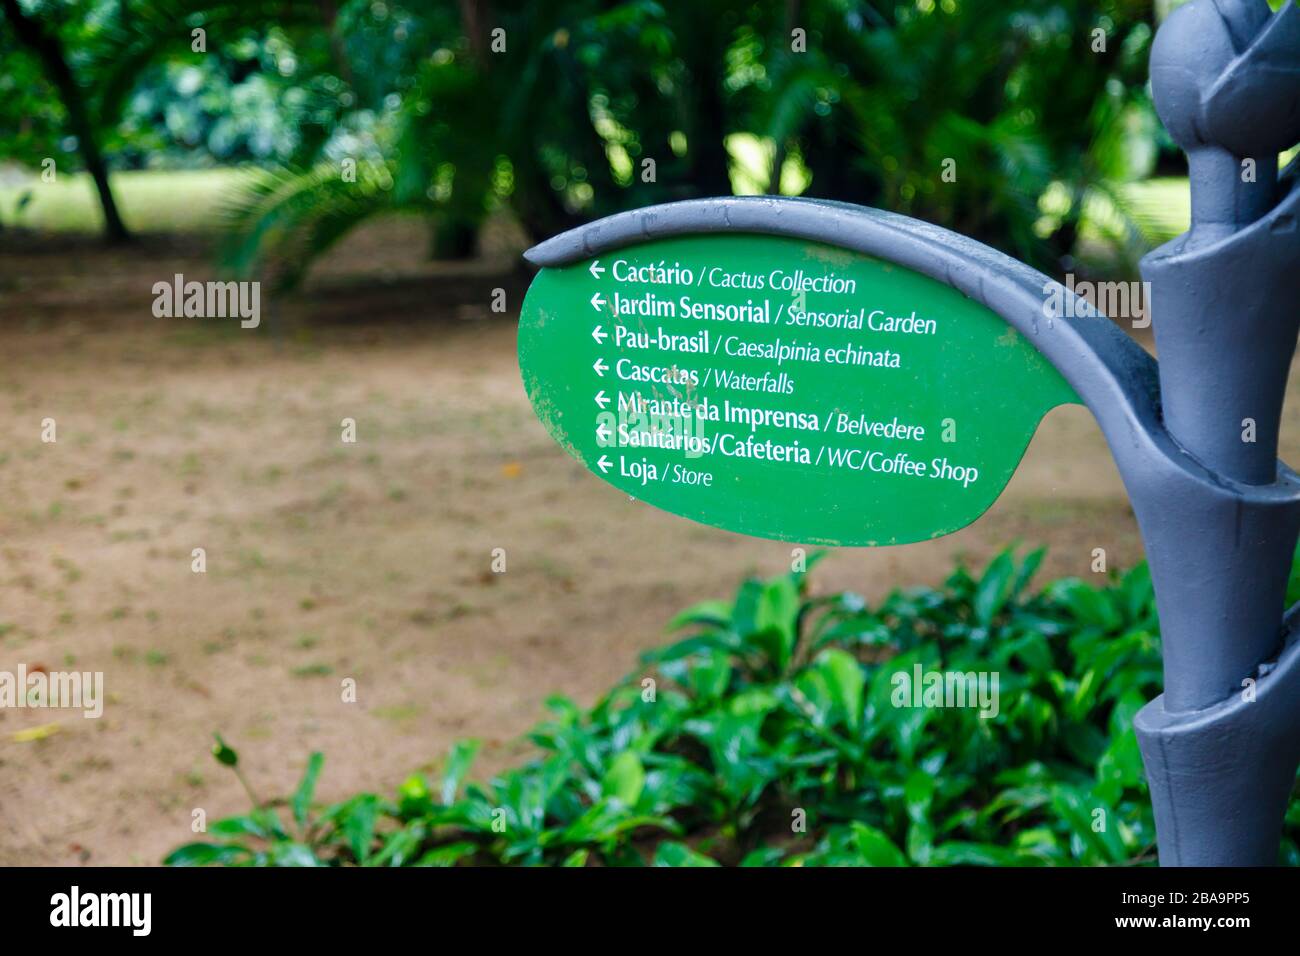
[218,162,407,289]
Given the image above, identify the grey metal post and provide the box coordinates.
[1131,0,1300,865]
[524,0,1300,866]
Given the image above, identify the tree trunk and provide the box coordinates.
[687,56,734,198]
[2,0,130,242]
[458,0,493,64]
[430,216,479,260]
[317,0,355,88]
[768,0,802,195]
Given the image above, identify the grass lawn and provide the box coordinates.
[0,167,248,234]
[0,164,1196,242]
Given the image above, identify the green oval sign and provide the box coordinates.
[518,233,1077,546]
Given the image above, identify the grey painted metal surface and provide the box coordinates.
[1136,0,1300,866]
[524,0,1300,865]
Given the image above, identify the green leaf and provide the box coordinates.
[666,599,733,632]
[641,632,741,667]
[792,668,835,727]
[336,795,381,863]
[558,800,677,845]
[209,814,269,839]
[1049,786,1130,864]
[397,773,432,815]
[740,846,787,867]
[928,842,1027,866]
[686,648,733,701]
[265,842,324,867]
[849,823,908,867]
[756,576,802,669]
[211,732,238,767]
[907,819,937,865]
[414,842,479,867]
[368,823,425,867]
[291,752,324,829]
[974,550,1016,626]
[209,807,288,841]
[601,751,647,807]
[1050,579,1123,631]
[816,648,865,731]
[904,770,937,826]
[654,842,721,867]
[163,842,252,867]
[1005,631,1053,674]
[441,739,481,805]
[1010,546,1047,601]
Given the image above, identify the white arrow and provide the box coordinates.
[597,455,612,473]
[594,390,610,409]
[589,260,605,278]
[596,422,612,444]
[591,324,608,344]
[590,292,606,311]
[593,358,608,377]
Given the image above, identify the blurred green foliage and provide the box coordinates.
[3,1,1164,274]
[0,0,346,167]
[168,546,1300,867]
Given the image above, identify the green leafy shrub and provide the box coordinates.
[165,548,1300,867]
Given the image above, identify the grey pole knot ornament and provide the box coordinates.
[1150,0,1299,245]
[1146,0,1300,485]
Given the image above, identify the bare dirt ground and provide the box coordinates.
[0,216,1253,866]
